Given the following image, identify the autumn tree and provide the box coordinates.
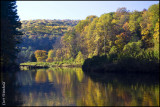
[153,21,159,60]
[96,13,114,55]
[55,49,63,61]
[75,20,90,33]
[128,10,142,41]
[86,15,98,22]
[85,18,99,58]
[61,29,78,59]
[115,21,132,51]
[115,7,129,26]
[46,50,55,62]
[140,3,159,48]
[34,50,47,62]
[75,51,84,64]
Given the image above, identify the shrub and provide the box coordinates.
[122,40,142,57]
[109,46,118,55]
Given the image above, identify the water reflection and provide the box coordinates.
[35,70,48,83]
[16,68,159,106]
[1,71,23,106]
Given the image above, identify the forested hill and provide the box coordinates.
[17,19,79,63]
[20,19,79,37]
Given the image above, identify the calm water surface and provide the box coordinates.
[14,67,159,106]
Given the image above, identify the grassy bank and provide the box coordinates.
[20,61,82,68]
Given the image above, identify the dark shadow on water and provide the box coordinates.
[82,55,159,86]
[83,69,159,86]
[1,70,23,106]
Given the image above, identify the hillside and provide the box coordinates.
[17,19,79,63]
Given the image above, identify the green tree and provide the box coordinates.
[75,20,90,33]
[122,40,142,57]
[148,3,159,32]
[95,13,115,55]
[86,15,98,22]
[128,10,142,41]
[109,46,118,55]
[61,29,78,59]
[86,18,99,57]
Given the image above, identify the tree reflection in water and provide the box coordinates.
[16,68,159,106]
[35,70,48,83]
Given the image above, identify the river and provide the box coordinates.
[3,67,159,106]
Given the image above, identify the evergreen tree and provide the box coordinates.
[29,53,37,62]
[1,1,22,69]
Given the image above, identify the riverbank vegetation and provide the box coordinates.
[20,61,82,69]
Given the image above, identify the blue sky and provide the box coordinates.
[17,1,159,20]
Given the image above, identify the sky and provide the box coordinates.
[17,1,159,20]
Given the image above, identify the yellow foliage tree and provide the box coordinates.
[75,51,84,64]
[34,50,47,62]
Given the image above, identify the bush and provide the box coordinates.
[137,49,158,62]
[122,40,142,57]
[109,46,118,55]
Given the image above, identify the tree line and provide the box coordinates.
[33,3,159,68]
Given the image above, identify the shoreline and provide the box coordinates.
[20,62,82,69]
